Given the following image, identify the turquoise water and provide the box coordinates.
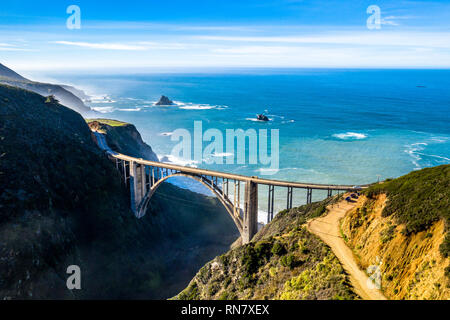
[50,69,450,221]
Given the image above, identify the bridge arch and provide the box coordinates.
[136,172,244,234]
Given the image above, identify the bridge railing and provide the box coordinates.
[108,151,369,191]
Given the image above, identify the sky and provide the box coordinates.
[1,0,450,72]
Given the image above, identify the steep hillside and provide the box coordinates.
[0,84,238,299]
[0,63,91,114]
[175,197,358,300]
[86,118,159,161]
[340,165,449,300]
[0,63,27,81]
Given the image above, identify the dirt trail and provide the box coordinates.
[306,197,387,300]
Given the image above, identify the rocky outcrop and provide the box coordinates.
[87,119,159,161]
[0,63,91,114]
[155,95,174,105]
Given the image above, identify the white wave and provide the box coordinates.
[159,154,198,168]
[415,152,450,161]
[91,106,115,113]
[118,108,141,112]
[159,131,174,137]
[404,142,427,170]
[89,94,116,104]
[257,168,279,175]
[245,117,272,122]
[430,136,449,143]
[212,152,234,157]
[333,132,368,140]
[179,104,216,110]
[178,102,228,110]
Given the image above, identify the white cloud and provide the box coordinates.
[52,41,148,51]
[195,31,450,48]
[0,43,34,51]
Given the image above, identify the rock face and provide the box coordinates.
[0,63,91,114]
[340,165,450,300]
[87,119,159,161]
[257,114,269,121]
[0,84,239,299]
[155,95,174,105]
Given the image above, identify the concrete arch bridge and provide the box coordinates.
[106,151,366,244]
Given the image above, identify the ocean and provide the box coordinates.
[48,69,450,222]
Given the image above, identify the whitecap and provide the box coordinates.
[256,168,279,175]
[159,132,174,137]
[177,102,228,110]
[404,142,427,169]
[415,153,450,162]
[179,104,216,110]
[90,94,116,104]
[245,117,272,122]
[212,152,234,157]
[118,108,142,112]
[332,132,368,140]
[91,106,115,113]
[159,154,198,168]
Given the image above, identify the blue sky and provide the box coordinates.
[1,0,450,72]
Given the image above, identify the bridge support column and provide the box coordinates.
[306,188,312,204]
[242,180,258,244]
[129,161,145,217]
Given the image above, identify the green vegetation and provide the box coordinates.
[365,165,450,257]
[280,251,353,300]
[174,197,356,300]
[176,282,200,300]
[380,225,396,244]
[85,118,129,127]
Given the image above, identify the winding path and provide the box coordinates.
[306,198,387,300]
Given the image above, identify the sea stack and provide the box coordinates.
[155,95,174,105]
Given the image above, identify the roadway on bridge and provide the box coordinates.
[307,197,386,300]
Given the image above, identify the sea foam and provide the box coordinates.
[333,132,368,140]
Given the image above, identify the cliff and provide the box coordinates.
[175,197,357,300]
[0,63,91,114]
[86,119,158,161]
[0,84,239,299]
[340,165,449,299]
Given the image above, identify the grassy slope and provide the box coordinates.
[365,165,449,258]
[175,196,357,300]
[85,118,129,127]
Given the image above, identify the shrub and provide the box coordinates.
[280,254,296,269]
[271,241,286,256]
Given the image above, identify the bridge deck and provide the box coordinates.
[109,151,368,191]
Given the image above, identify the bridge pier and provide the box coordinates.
[129,161,145,217]
[306,188,312,204]
[242,180,258,244]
